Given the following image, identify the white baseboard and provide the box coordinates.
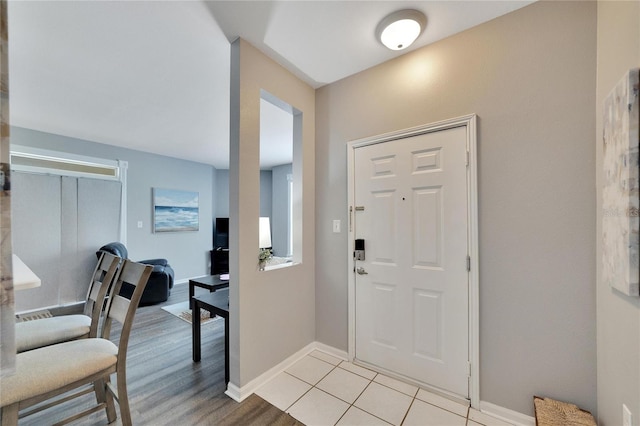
[224,383,244,402]
[313,342,348,361]
[479,401,535,426]
[224,342,347,402]
[174,278,188,286]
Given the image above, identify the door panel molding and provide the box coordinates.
[346,114,479,407]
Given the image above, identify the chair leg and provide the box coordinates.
[1,404,19,426]
[116,369,132,426]
[102,377,117,423]
[94,378,107,405]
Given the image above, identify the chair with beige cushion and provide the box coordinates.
[15,252,121,353]
[0,259,152,426]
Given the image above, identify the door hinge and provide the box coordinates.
[467,361,472,377]
[466,256,471,271]
[466,151,470,167]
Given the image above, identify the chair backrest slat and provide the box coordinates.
[83,252,121,337]
[108,295,130,325]
[100,260,152,355]
[87,279,102,302]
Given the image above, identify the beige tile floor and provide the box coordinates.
[255,350,514,426]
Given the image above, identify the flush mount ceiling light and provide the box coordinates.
[376,9,427,51]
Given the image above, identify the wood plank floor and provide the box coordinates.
[20,282,303,425]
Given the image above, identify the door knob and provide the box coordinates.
[356,267,368,275]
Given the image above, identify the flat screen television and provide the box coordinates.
[214,217,229,248]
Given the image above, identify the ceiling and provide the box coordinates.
[8,1,534,170]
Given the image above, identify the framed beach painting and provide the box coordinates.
[153,188,199,233]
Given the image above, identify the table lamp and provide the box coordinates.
[259,217,272,249]
[12,255,41,290]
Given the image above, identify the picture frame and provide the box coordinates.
[602,68,639,296]
[153,188,199,233]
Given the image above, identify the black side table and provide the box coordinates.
[192,289,230,384]
[189,274,229,310]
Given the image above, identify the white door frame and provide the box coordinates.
[346,114,479,408]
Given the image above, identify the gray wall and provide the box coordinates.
[596,2,640,425]
[260,170,272,218]
[214,169,273,219]
[211,164,218,247]
[215,169,229,218]
[315,1,596,416]
[11,126,215,283]
[271,163,292,257]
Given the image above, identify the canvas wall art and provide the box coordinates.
[602,68,639,297]
[153,188,199,233]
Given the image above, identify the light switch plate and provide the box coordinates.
[333,220,341,233]
[137,221,143,228]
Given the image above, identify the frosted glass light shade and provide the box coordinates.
[259,217,272,249]
[12,255,41,290]
[376,9,426,51]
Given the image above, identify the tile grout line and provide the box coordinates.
[328,376,395,426]
[285,355,471,426]
[399,396,417,426]
[397,386,419,425]
[282,360,340,419]
[335,359,378,381]
[346,376,470,425]
[284,356,394,426]
[281,370,316,414]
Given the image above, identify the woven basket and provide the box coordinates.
[534,396,596,426]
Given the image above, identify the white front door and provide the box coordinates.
[353,125,470,398]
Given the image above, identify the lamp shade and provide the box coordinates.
[259,217,272,249]
[376,9,426,51]
[12,254,41,290]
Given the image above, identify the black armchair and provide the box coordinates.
[97,242,174,305]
